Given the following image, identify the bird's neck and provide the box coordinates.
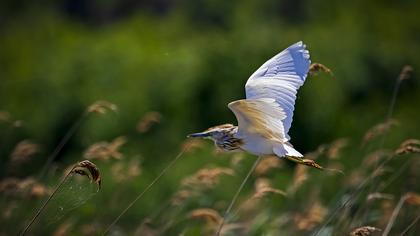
[216,126,243,151]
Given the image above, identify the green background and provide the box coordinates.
[1,0,419,235]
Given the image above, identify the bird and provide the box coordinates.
[188,41,323,170]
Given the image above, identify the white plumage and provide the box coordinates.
[228,41,310,157]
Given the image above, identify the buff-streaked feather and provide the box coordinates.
[228,98,287,142]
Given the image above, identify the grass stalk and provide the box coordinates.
[21,165,77,235]
[382,194,409,236]
[38,111,89,179]
[102,149,186,235]
[398,214,420,236]
[215,155,262,236]
[314,152,396,235]
[316,66,412,235]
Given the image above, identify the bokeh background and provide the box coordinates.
[1,0,419,235]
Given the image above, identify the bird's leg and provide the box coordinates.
[284,155,324,170]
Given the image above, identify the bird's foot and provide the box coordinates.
[284,156,324,170]
[301,159,324,170]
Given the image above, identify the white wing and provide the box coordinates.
[228,98,287,142]
[245,41,311,140]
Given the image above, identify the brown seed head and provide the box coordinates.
[327,138,349,159]
[10,140,40,164]
[189,208,222,224]
[366,192,394,201]
[349,226,381,236]
[182,138,205,153]
[136,111,162,133]
[395,139,420,155]
[363,150,391,167]
[287,165,308,194]
[111,159,141,182]
[404,192,420,205]
[398,65,413,81]
[254,156,282,176]
[84,136,126,160]
[0,177,49,198]
[294,202,327,231]
[53,221,73,236]
[181,168,234,188]
[73,160,101,190]
[252,178,286,199]
[362,119,399,146]
[87,100,118,114]
[309,63,334,77]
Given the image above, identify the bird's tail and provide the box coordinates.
[273,143,323,170]
[273,143,344,173]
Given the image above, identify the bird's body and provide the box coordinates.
[189,41,323,169]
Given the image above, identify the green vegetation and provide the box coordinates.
[0,0,419,235]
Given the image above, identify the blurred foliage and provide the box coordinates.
[0,0,419,235]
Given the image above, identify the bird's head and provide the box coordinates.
[187,124,237,142]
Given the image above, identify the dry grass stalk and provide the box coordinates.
[287,165,308,194]
[230,153,245,167]
[134,219,159,236]
[111,159,142,182]
[175,167,232,203]
[73,160,102,190]
[395,139,420,155]
[349,226,381,236]
[171,189,195,206]
[52,221,73,236]
[252,178,286,199]
[366,192,394,201]
[21,160,101,235]
[136,111,162,133]
[305,144,328,160]
[362,119,399,146]
[216,156,262,236]
[181,168,234,188]
[294,202,328,231]
[189,208,222,224]
[10,140,40,164]
[327,138,349,159]
[254,156,282,176]
[103,149,186,235]
[39,100,116,179]
[171,169,238,205]
[363,150,391,167]
[0,177,50,199]
[309,63,335,77]
[399,214,420,235]
[189,208,244,236]
[404,192,420,205]
[87,100,118,114]
[315,66,414,236]
[182,138,205,153]
[398,65,413,81]
[84,136,126,161]
[383,192,420,236]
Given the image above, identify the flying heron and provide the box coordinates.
[188,41,323,169]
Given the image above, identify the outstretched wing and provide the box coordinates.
[228,98,287,142]
[245,41,311,140]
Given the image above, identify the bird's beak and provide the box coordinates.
[187,131,211,138]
